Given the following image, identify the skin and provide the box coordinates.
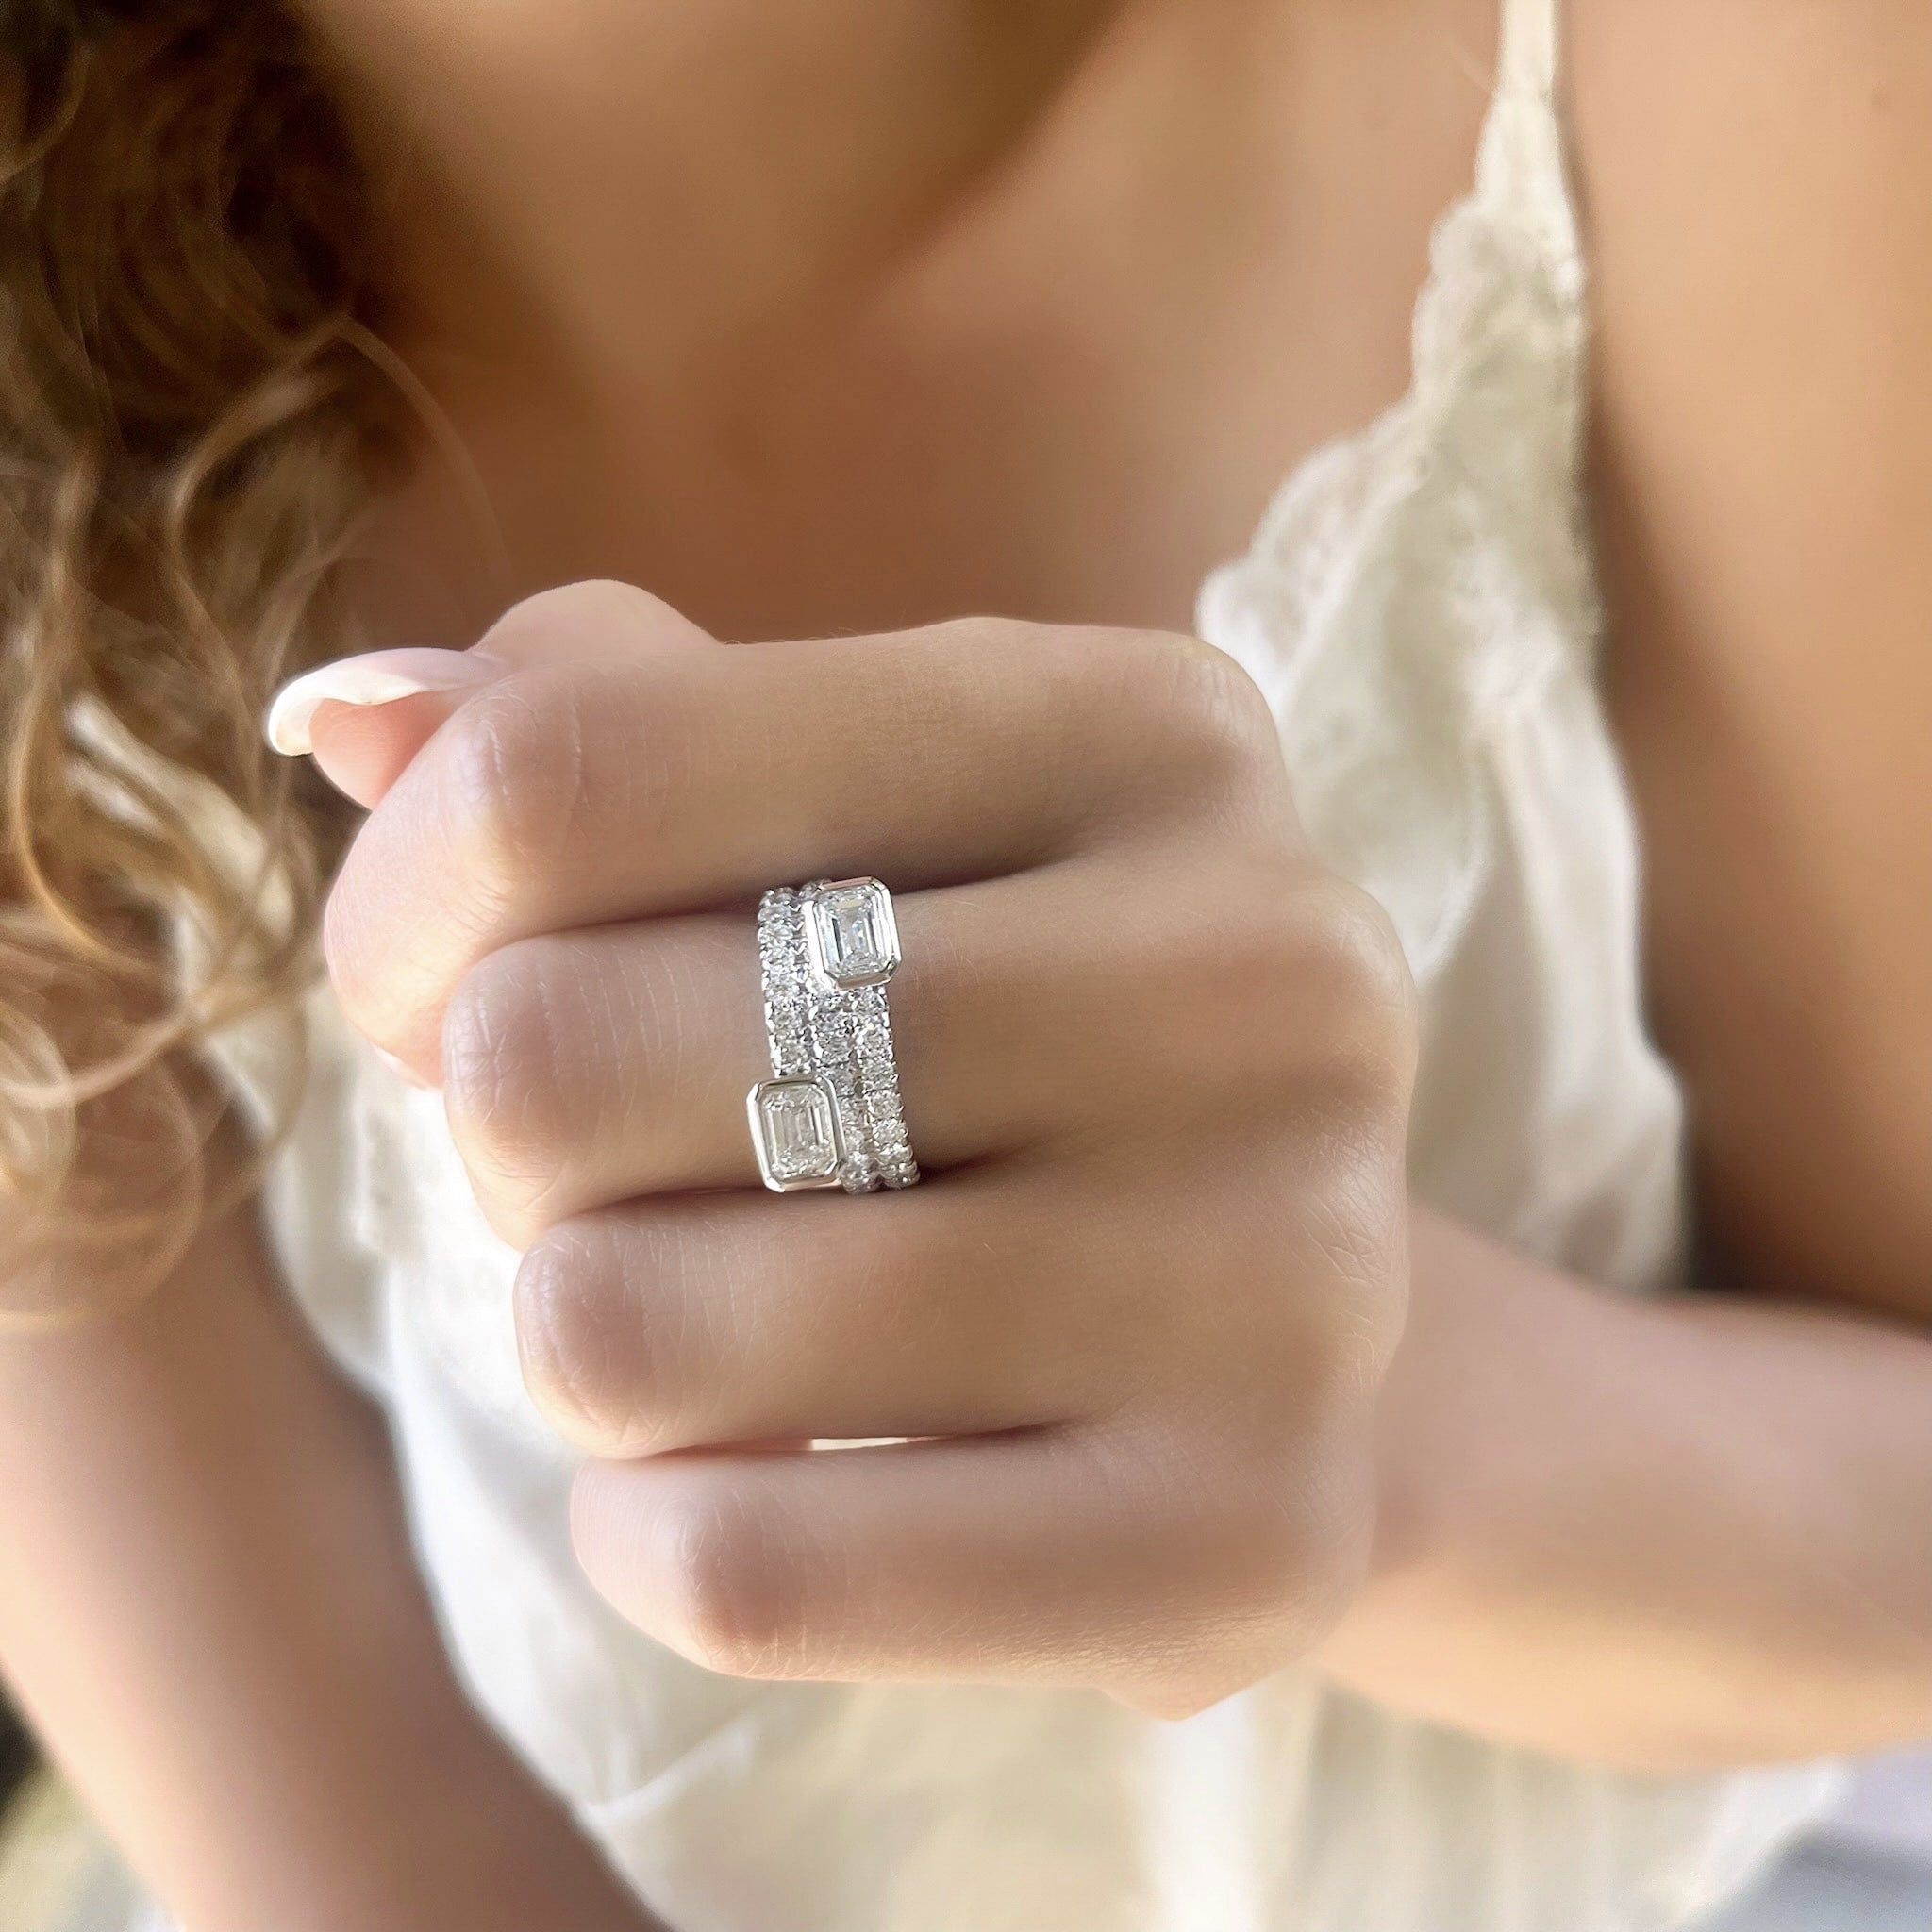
[3,0,1931,1922]
[314,590,1416,1711]
[0,1195,662,1932]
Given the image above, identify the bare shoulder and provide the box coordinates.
[1565,0,1932,1313]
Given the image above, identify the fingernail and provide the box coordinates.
[264,648,505,757]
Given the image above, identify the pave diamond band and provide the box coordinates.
[842,980,918,1189]
[751,879,921,1194]
[757,887,816,1082]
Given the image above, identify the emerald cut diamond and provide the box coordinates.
[806,878,901,990]
[748,1077,844,1191]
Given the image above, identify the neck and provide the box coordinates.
[305,0,1142,391]
[292,0,1440,648]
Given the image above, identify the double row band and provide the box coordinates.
[748,878,922,1194]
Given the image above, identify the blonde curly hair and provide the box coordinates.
[1,0,398,1320]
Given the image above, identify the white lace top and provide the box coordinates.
[190,1,1840,1925]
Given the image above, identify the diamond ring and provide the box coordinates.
[749,878,921,1194]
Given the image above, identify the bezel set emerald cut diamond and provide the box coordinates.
[749,879,921,1194]
[746,1075,847,1192]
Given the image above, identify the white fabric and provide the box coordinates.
[197,0,1842,1924]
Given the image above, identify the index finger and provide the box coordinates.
[320,585,1276,1070]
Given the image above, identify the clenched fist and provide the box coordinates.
[275,580,1417,1717]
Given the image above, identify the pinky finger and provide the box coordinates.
[568,1426,1321,1704]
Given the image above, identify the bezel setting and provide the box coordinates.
[804,877,902,991]
[747,1076,846,1191]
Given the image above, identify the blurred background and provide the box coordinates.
[2,1691,1927,1930]
[1,1705,29,1808]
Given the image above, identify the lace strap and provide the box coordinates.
[1464,0,1578,273]
[1495,0,1558,101]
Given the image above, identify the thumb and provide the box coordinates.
[264,583,717,808]
[266,650,499,808]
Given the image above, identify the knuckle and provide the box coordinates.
[441,943,575,1229]
[1137,859,1416,1130]
[1146,633,1282,771]
[1291,1171,1411,1370]
[1328,881,1416,1020]
[1244,1446,1375,1641]
[1066,632,1288,832]
[1294,880,1420,1105]
[439,675,597,892]
[1107,1423,1369,1686]
[322,823,441,1054]
[647,1476,808,1679]
[1306,1141,1407,1279]
[1220,864,1324,1016]
[1183,1416,1375,1645]
[492,578,662,643]
[1225,1480,1318,1617]
[1140,858,1323,1073]
[514,1218,663,1457]
[319,866,381,1040]
[920,612,1033,659]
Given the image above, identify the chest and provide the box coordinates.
[364,0,1497,647]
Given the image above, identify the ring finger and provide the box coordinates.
[441,858,1188,1244]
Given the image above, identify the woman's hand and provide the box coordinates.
[298,580,1418,1716]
